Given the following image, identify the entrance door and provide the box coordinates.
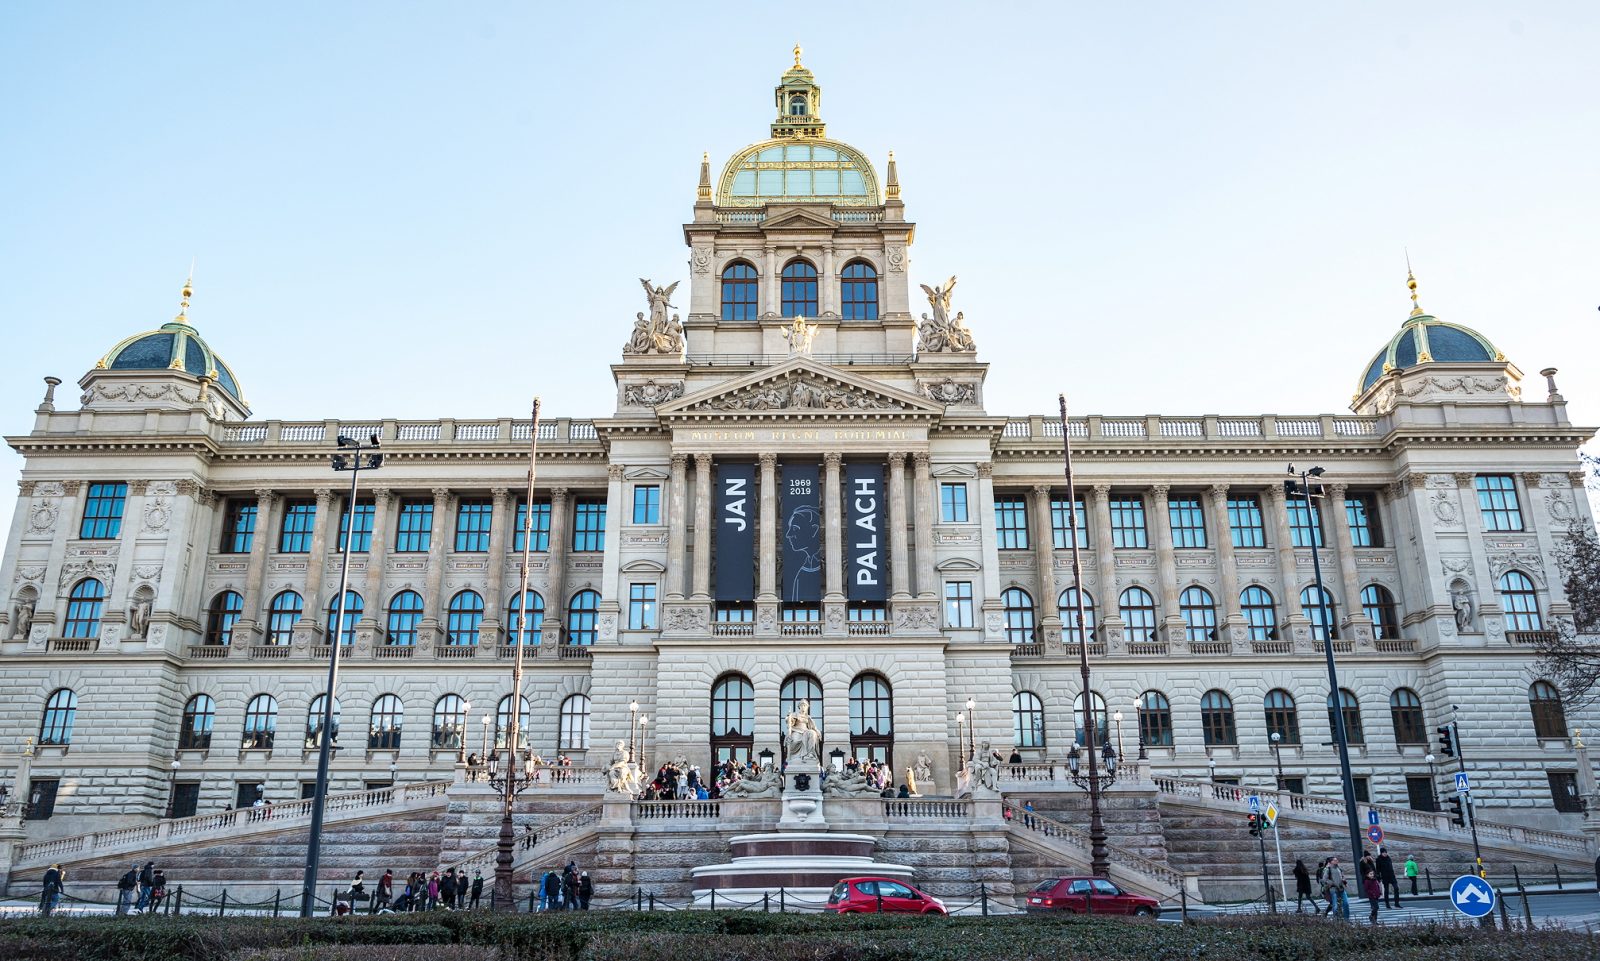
[171,782,201,818]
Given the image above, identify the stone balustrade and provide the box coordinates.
[998,414,1380,442]
[220,419,585,447]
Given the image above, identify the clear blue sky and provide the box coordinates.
[2,2,1596,535]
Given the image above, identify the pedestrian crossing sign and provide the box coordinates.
[1263,802,1278,827]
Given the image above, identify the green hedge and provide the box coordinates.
[0,912,1592,961]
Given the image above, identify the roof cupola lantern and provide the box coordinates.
[772,43,825,139]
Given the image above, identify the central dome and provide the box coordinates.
[717,139,880,207]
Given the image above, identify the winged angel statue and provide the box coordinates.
[916,276,977,353]
[624,279,686,355]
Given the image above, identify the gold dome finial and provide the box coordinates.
[697,151,712,201]
[177,259,195,323]
[1405,250,1423,318]
[794,42,803,67]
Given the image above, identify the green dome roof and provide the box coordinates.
[97,318,243,401]
[1358,313,1502,393]
[718,138,879,207]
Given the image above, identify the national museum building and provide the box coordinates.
[1,53,1594,849]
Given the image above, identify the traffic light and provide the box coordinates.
[1247,813,1262,837]
[1437,724,1455,758]
[1447,796,1466,827]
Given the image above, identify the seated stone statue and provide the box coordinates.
[823,765,881,798]
[721,765,781,799]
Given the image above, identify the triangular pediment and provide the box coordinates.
[656,358,944,419]
[760,206,840,230]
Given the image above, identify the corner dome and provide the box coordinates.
[1358,314,1502,393]
[95,279,244,401]
[717,138,880,207]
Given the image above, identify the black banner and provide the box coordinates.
[781,462,823,602]
[845,462,886,602]
[714,463,757,601]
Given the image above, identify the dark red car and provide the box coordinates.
[1025,877,1159,917]
[826,877,948,914]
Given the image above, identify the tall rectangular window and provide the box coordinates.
[628,583,658,630]
[1168,495,1207,548]
[1287,499,1324,548]
[994,496,1029,550]
[945,581,975,628]
[1228,495,1265,548]
[940,483,969,523]
[277,499,316,553]
[220,499,257,554]
[394,499,433,553]
[513,498,551,552]
[338,499,374,552]
[1475,475,1523,531]
[1050,497,1088,549]
[632,484,661,524]
[455,498,492,552]
[1345,493,1382,548]
[1110,496,1148,548]
[79,482,127,539]
[572,498,606,552]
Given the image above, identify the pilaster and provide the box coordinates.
[1149,484,1185,644]
[691,455,713,600]
[887,453,911,600]
[912,452,935,598]
[666,455,688,599]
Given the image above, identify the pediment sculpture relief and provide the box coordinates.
[691,374,896,412]
[622,380,686,407]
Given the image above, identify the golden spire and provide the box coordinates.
[794,42,803,68]
[697,151,712,201]
[885,150,900,199]
[1406,251,1423,318]
[176,261,195,324]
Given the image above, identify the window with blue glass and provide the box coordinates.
[994,496,1029,549]
[940,483,969,523]
[1300,585,1337,640]
[1050,497,1088,548]
[278,499,316,553]
[721,262,759,321]
[1345,492,1381,547]
[326,591,362,646]
[454,499,492,552]
[394,499,433,553]
[506,590,544,645]
[386,590,425,646]
[266,590,303,645]
[567,589,601,645]
[1475,475,1523,531]
[513,498,551,552]
[1118,586,1158,642]
[1179,586,1217,642]
[1110,496,1148,548]
[63,578,105,639]
[945,581,974,628]
[1168,496,1207,548]
[205,591,243,645]
[446,590,484,646]
[572,498,606,552]
[220,499,257,554]
[780,260,818,317]
[338,498,374,552]
[632,484,661,524]
[1227,494,1266,548]
[840,261,879,320]
[1287,499,1324,548]
[1241,586,1276,641]
[628,582,658,630]
[1361,584,1399,640]
[79,482,128,539]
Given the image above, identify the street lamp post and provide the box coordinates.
[955,712,967,772]
[1425,752,1438,811]
[458,701,472,766]
[1059,394,1112,876]
[1133,698,1148,761]
[965,698,977,764]
[165,759,181,818]
[629,701,639,762]
[480,714,492,774]
[1270,732,1285,791]
[638,716,649,772]
[1113,711,1126,765]
[300,432,382,916]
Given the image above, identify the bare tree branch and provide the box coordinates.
[1535,525,1600,710]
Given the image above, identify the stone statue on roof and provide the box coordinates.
[917,276,977,353]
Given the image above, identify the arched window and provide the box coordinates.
[1361,584,1399,641]
[325,591,362,646]
[205,591,243,646]
[1179,586,1217,642]
[179,694,215,750]
[567,589,601,646]
[446,590,484,647]
[506,590,544,646]
[63,578,105,639]
[1389,688,1425,745]
[1499,572,1543,631]
[1137,690,1174,747]
[1300,586,1337,641]
[711,674,755,763]
[1013,690,1046,749]
[368,694,404,750]
[1201,690,1236,746]
[432,694,467,750]
[1327,688,1363,745]
[1529,681,1567,739]
[266,590,303,646]
[720,262,759,321]
[386,590,424,646]
[1264,689,1300,745]
[848,673,893,767]
[244,694,278,750]
[496,694,531,750]
[780,260,818,317]
[559,694,591,751]
[38,689,77,746]
[788,93,807,116]
[305,694,339,750]
[1072,691,1108,747]
[1001,588,1035,645]
[1058,587,1096,644]
[840,261,879,320]
[1119,586,1158,643]
[1241,586,1277,641]
[780,673,824,757]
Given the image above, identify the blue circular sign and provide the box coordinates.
[1449,874,1496,918]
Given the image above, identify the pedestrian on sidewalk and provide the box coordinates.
[1292,858,1313,913]
[136,861,156,912]
[1376,847,1399,907]
[116,864,138,916]
[150,870,167,911]
[1325,857,1349,919]
[470,872,483,909]
[1404,855,1418,897]
[579,871,592,910]
[1362,867,1382,925]
[374,869,393,913]
[40,863,63,916]
[455,870,469,910]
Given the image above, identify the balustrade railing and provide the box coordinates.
[1373,636,1418,653]
[847,621,890,636]
[1508,630,1557,647]
[780,623,823,637]
[48,637,96,652]
[436,645,477,659]
[185,644,230,659]
[631,799,721,820]
[1001,800,1187,890]
[448,804,603,875]
[883,798,971,819]
[248,644,291,659]
[374,645,414,659]
[1127,640,1168,656]
[711,623,754,637]
[558,645,593,659]
[1009,642,1044,658]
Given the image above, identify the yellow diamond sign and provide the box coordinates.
[1264,803,1278,827]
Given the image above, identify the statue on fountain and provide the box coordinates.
[784,698,822,768]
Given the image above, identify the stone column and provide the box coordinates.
[1327,483,1372,643]
[912,452,936,598]
[1149,484,1184,643]
[545,488,571,645]
[691,456,713,600]
[763,245,778,317]
[297,488,335,632]
[599,465,626,607]
[360,488,394,628]
[820,247,836,317]
[418,488,454,644]
[1089,484,1122,646]
[666,455,688,599]
[1208,485,1243,630]
[758,453,778,603]
[233,489,277,645]
[975,462,1003,638]
[823,452,844,602]
[888,453,911,599]
[1266,485,1308,642]
[481,487,513,635]
[1029,485,1060,638]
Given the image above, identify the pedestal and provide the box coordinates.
[778,771,827,828]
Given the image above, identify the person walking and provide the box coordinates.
[455,871,469,910]
[562,862,579,910]
[348,870,367,911]
[136,861,156,913]
[470,872,483,909]
[1376,848,1399,908]
[150,870,167,912]
[1404,855,1419,897]
[1325,857,1349,920]
[40,863,63,916]
[578,871,592,910]
[1362,866,1382,924]
[539,870,558,911]
[1292,858,1313,913]
[116,863,138,916]
[374,869,393,913]
[426,871,440,910]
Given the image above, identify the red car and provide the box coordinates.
[826,877,949,914]
[1025,877,1160,917]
